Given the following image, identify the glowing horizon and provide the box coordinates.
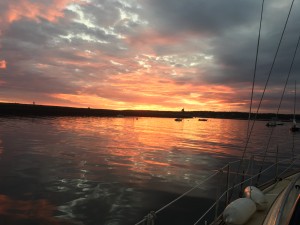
[0,0,299,114]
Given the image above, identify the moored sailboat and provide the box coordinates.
[290,119,299,132]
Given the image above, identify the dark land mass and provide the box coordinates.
[0,102,296,121]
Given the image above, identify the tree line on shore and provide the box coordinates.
[0,102,295,121]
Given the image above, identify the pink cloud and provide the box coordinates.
[125,30,187,52]
[0,0,81,26]
[0,60,6,69]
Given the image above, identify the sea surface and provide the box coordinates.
[0,117,299,225]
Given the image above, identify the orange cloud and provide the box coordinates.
[50,65,244,112]
[125,30,187,54]
[1,0,81,26]
[0,60,6,69]
[44,46,246,112]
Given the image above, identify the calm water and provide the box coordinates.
[0,117,299,225]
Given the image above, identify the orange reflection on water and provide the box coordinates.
[0,194,74,225]
[54,117,251,185]
[56,117,178,174]
[143,159,170,167]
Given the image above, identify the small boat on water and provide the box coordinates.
[265,121,284,127]
[290,119,300,132]
[174,108,186,121]
[265,121,276,127]
[198,118,208,121]
[266,117,284,127]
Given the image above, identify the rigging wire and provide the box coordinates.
[256,32,300,184]
[291,81,297,159]
[134,0,298,223]
[293,81,297,121]
[134,170,221,225]
[247,0,264,138]
[228,0,296,202]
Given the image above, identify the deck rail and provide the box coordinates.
[134,153,300,225]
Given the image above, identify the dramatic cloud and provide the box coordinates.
[0,0,300,113]
[0,0,81,25]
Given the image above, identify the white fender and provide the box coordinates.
[223,198,256,225]
[244,186,268,211]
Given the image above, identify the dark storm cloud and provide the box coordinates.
[3,19,67,53]
[142,0,258,35]
[141,0,300,87]
[1,18,86,99]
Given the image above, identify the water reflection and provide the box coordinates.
[0,194,75,225]
[0,117,299,225]
[55,117,231,186]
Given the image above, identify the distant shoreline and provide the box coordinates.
[0,102,296,121]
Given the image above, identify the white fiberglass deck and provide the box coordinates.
[245,173,299,225]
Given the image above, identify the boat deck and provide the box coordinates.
[245,173,299,225]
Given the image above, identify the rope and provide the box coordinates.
[256,16,300,185]
[134,170,221,225]
[143,211,156,225]
[247,0,264,138]
[256,127,275,185]
[278,157,300,177]
[227,0,266,202]
[156,171,220,214]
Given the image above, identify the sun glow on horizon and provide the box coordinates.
[1,0,291,113]
[50,88,244,112]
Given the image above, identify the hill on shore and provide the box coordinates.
[0,102,296,121]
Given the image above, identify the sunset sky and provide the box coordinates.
[1,0,300,113]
